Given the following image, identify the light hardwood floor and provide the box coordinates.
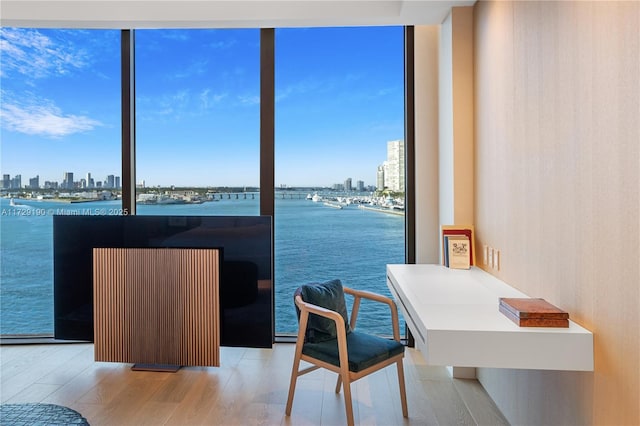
[1,343,508,425]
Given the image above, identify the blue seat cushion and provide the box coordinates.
[302,330,404,373]
[299,279,352,343]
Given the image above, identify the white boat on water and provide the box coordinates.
[9,198,28,208]
[311,193,322,202]
[336,197,352,205]
[323,202,343,209]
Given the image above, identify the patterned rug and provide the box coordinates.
[0,403,90,425]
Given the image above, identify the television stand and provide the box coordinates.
[93,248,221,368]
[131,364,181,373]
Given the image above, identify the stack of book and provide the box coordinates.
[499,298,569,327]
[441,225,475,269]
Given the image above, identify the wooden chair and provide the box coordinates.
[285,279,408,426]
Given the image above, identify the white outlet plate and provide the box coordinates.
[488,248,494,269]
[483,245,488,265]
[494,250,500,270]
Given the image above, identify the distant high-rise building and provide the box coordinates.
[12,174,22,189]
[385,140,405,192]
[106,175,115,188]
[344,177,352,191]
[376,164,386,190]
[357,180,365,191]
[115,176,120,189]
[3,174,10,189]
[63,172,74,189]
[29,175,40,189]
[80,178,87,188]
[86,172,93,188]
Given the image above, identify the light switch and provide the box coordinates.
[488,247,494,269]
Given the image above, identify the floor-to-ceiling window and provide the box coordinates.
[134,29,260,216]
[0,26,409,341]
[274,27,406,336]
[0,28,121,336]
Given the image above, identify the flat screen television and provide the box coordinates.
[53,215,273,348]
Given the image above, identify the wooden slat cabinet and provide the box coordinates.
[93,248,220,367]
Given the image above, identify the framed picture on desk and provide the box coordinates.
[441,225,476,267]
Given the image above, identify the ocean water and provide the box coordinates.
[0,194,405,337]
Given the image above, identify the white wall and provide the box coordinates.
[438,14,455,229]
[414,25,440,264]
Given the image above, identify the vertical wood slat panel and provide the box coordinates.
[93,248,219,366]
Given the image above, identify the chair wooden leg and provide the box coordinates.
[285,345,303,416]
[335,375,342,393]
[341,372,355,426]
[396,359,408,418]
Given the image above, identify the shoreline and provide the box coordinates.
[358,205,405,216]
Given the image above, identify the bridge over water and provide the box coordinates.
[208,192,309,200]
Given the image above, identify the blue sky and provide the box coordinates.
[1,27,403,188]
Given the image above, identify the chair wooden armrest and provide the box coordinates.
[344,286,395,305]
[343,286,401,341]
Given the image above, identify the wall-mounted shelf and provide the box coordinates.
[387,264,593,373]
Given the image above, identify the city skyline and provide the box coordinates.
[0,27,404,187]
[2,171,121,190]
[2,141,404,192]
[2,169,379,192]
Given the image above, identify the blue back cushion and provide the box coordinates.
[300,279,351,343]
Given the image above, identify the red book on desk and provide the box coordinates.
[499,298,569,327]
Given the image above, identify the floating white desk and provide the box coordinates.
[387,264,593,374]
